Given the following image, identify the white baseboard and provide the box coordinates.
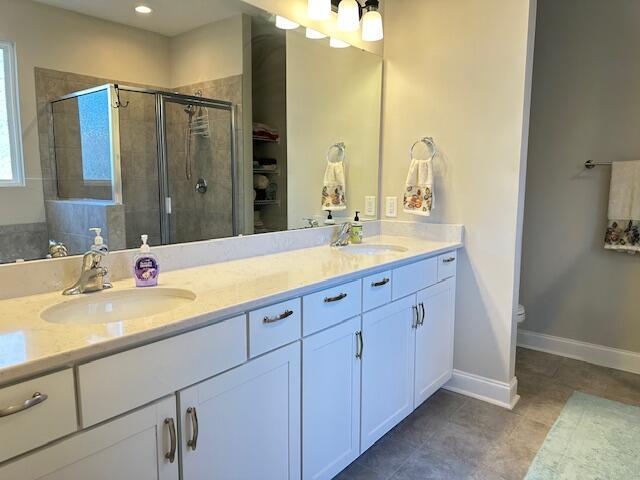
[517,329,640,375]
[444,369,519,410]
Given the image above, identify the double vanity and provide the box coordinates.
[0,232,461,480]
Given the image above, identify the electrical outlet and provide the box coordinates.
[385,196,398,218]
[365,196,376,216]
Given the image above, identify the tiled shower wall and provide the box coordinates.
[0,223,48,263]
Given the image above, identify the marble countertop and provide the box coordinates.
[0,235,461,385]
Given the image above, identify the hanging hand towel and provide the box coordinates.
[604,160,640,253]
[403,157,434,216]
[322,161,347,211]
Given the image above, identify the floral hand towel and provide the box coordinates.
[322,161,346,211]
[403,157,434,216]
[604,160,640,253]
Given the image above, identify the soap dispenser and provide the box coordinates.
[324,210,335,225]
[133,234,159,287]
[89,227,108,254]
[350,211,363,244]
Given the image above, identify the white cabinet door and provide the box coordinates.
[360,296,416,452]
[414,277,456,407]
[0,396,178,480]
[302,317,361,480]
[179,342,301,480]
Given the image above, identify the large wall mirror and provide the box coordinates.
[0,0,382,264]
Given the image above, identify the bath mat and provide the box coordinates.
[525,391,640,479]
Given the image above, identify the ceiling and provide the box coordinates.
[35,0,265,37]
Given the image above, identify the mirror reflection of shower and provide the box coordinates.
[48,84,236,254]
[184,90,210,188]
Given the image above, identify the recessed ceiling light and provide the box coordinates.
[134,5,153,14]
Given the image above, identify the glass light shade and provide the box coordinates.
[362,10,383,41]
[275,16,300,30]
[330,37,351,49]
[337,0,360,32]
[307,0,331,20]
[306,28,327,40]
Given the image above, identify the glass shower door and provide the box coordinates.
[160,96,235,245]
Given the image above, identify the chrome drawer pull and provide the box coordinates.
[0,392,48,418]
[324,292,348,303]
[443,257,456,263]
[263,309,294,324]
[187,407,199,450]
[355,331,364,359]
[418,302,426,326]
[371,278,390,288]
[164,417,177,463]
[412,305,419,328]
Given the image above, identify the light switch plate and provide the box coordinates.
[365,196,376,216]
[385,196,398,217]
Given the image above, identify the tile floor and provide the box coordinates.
[336,347,640,480]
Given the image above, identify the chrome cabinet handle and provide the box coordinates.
[419,302,426,326]
[443,257,456,263]
[0,392,48,418]
[164,417,177,463]
[355,331,364,359]
[371,278,390,288]
[263,309,294,324]
[412,305,419,328]
[324,292,347,303]
[187,407,199,450]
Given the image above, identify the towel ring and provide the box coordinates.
[410,137,437,160]
[327,142,346,164]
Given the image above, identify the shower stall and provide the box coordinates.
[49,84,237,251]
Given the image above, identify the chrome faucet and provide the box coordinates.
[303,217,320,228]
[330,222,352,247]
[63,229,112,295]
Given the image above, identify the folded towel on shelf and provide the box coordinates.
[322,161,346,211]
[403,157,434,216]
[604,160,640,253]
[253,123,279,142]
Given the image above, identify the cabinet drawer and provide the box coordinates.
[78,316,247,428]
[392,258,438,300]
[303,280,362,336]
[362,270,392,312]
[438,251,457,281]
[0,369,76,463]
[249,298,301,357]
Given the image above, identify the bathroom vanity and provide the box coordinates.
[0,235,460,480]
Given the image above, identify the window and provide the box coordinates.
[0,40,24,186]
[77,88,112,183]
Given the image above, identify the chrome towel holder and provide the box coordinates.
[585,160,612,169]
[327,142,346,163]
[410,136,437,159]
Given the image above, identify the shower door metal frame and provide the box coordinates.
[155,92,237,244]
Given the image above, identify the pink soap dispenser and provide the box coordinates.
[133,235,159,287]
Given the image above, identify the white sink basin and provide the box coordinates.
[338,244,408,256]
[42,288,197,325]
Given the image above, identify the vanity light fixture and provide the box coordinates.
[275,15,300,30]
[306,28,327,40]
[337,0,361,32]
[308,0,331,21]
[361,0,383,41]
[134,5,153,14]
[329,37,350,49]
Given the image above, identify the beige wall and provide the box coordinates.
[170,15,244,88]
[381,0,534,384]
[520,0,640,353]
[0,0,170,226]
[286,30,382,229]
